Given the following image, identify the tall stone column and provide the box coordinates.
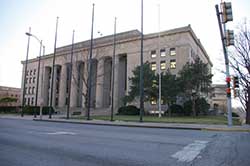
[95,58,105,108]
[43,67,51,106]
[113,55,120,112]
[52,65,59,107]
[70,62,78,107]
[59,63,67,107]
[82,62,88,108]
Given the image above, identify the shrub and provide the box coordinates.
[166,104,184,116]
[183,98,210,116]
[232,112,239,117]
[183,100,193,116]
[117,105,140,115]
[195,98,210,115]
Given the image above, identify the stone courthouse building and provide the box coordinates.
[21,25,212,114]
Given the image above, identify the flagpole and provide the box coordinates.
[49,16,59,119]
[87,4,95,120]
[139,0,144,122]
[111,17,117,121]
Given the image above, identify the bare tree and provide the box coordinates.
[70,47,113,114]
[229,20,250,124]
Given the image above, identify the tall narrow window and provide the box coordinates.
[31,97,34,105]
[170,59,176,69]
[32,87,35,94]
[151,50,157,58]
[160,49,166,57]
[151,62,157,71]
[170,48,176,56]
[27,98,30,105]
[150,97,157,105]
[160,61,166,70]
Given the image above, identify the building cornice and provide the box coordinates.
[22,25,213,66]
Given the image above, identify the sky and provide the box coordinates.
[0,0,249,89]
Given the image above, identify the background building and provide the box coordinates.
[210,84,227,113]
[0,86,21,107]
[21,25,212,114]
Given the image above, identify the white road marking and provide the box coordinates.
[45,131,77,135]
[171,140,208,162]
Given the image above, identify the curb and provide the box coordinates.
[33,119,203,130]
[32,119,250,132]
[202,128,250,132]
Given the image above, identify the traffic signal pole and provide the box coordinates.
[215,4,233,126]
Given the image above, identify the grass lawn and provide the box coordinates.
[70,115,241,125]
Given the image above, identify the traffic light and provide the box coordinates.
[233,76,239,88]
[221,2,233,23]
[226,30,234,46]
[226,76,231,97]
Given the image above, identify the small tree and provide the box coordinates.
[160,70,180,116]
[125,62,158,104]
[178,58,213,116]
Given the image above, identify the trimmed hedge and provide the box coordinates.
[117,105,140,115]
[0,106,19,114]
[22,106,55,115]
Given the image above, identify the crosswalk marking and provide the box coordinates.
[171,140,208,162]
[45,131,77,135]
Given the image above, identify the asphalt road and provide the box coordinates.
[0,118,250,166]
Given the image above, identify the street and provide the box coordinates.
[0,118,249,166]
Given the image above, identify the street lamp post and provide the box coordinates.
[21,27,31,117]
[25,32,43,118]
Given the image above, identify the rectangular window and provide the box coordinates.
[170,59,176,69]
[170,48,176,56]
[30,70,33,75]
[32,87,35,94]
[150,98,157,105]
[151,62,157,71]
[31,97,34,105]
[160,61,166,70]
[151,50,156,58]
[160,49,166,57]
[33,77,36,83]
[29,78,32,84]
[33,69,36,75]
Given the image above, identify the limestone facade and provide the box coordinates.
[21,25,212,112]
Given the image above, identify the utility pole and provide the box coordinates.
[215,1,234,126]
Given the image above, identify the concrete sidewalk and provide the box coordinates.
[1,114,250,132]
